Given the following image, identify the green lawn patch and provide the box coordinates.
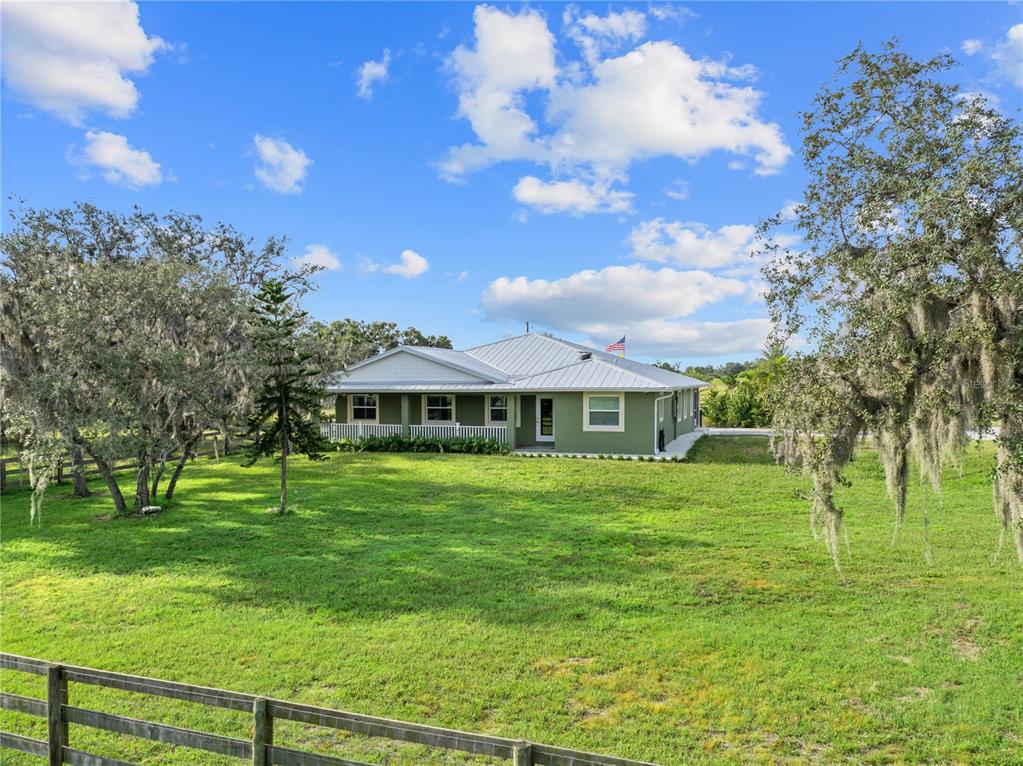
[1,437,1020,764]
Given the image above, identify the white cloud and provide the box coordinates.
[1,1,165,123]
[252,135,311,194]
[562,37,792,173]
[628,219,758,268]
[582,318,774,357]
[512,175,633,214]
[482,263,770,357]
[357,256,381,275]
[649,5,697,23]
[780,200,800,221]
[961,39,983,56]
[665,179,690,201]
[991,24,1023,88]
[383,249,429,278]
[72,130,162,187]
[292,244,341,271]
[563,6,646,67]
[440,5,557,180]
[482,263,747,326]
[356,49,391,99]
[441,8,790,203]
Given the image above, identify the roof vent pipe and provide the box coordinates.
[579,351,592,360]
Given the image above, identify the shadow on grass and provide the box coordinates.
[1,453,721,626]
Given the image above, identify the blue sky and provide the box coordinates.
[2,2,1020,363]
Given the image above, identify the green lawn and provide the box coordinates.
[1,437,1020,765]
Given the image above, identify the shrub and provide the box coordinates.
[334,434,510,455]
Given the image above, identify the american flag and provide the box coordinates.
[605,336,625,354]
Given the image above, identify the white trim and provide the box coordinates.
[422,393,456,425]
[536,395,556,442]
[516,394,522,427]
[339,345,506,382]
[676,389,684,422]
[652,392,672,452]
[485,394,510,426]
[347,393,380,424]
[583,392,625,432]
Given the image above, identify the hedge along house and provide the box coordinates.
[323,333,706,456]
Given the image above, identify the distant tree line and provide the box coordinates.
[304,319,451,384]
[656,352,784,427]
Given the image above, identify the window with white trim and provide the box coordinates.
[350,394,378,422]
[487,395,508,424]
[584,393,624,431]
[425,394,455,423]
[657,397,666,422]
[676,391,683,422]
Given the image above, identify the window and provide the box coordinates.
[425,394,455,423]
[675,391,683,422]
[657,397,666,422]
[350,394,378,422]
[584,393,624,432]
[487,395,508,424]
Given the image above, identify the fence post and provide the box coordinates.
[47,664,66,766]
[252,697,271,766]
[513,741,532,766]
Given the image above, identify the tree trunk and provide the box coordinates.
[134,451,151,513]
[279,429,288,514]
[150,451,169,499]
[70,444,91,498]
[221,423,232,456]
[84,445,126,516]
[164,433,201,501]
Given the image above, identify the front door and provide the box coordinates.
[536,396,555,442]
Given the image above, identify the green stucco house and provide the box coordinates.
[323,333,706,456]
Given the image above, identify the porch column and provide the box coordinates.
[400,394,411,439]
[334,394,344,423]
[505,394,517,448]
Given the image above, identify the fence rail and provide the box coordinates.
[0,430,248,493]
[0,652,659,766]
[319,423,404,441]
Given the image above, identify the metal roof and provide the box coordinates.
[466,333,585,376]
[325,333,707,393]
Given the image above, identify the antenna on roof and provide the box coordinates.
[525,321,531,333]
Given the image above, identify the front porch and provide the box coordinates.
[320,421,511,443]
[325,392,519,445]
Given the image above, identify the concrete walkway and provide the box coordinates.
[513,428,711,461]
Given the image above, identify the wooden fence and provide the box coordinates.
[0,653,660,766]
[0,432,247,493]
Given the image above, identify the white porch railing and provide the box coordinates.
[411,424,509,443]
[320,423,403,441]
[320,422,510,443]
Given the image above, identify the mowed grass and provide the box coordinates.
[1,437,1020,765]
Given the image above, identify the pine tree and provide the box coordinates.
[244,278,327,514]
